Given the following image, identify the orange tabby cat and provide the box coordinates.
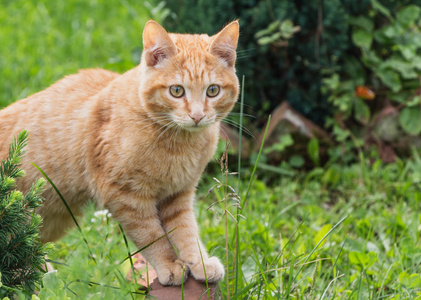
[0,20,240,285]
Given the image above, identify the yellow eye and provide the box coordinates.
[207,85,220,97]
[169,85,185,98]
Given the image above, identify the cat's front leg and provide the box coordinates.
[105,197,187,285]
[159,190,224,283]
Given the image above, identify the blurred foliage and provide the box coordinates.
[164,0,359,124]
[323,2,421,135]
[165,0,421,128]
[0,0,169,108]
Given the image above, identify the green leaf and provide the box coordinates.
[399,106,421,135]
[313,224,332,247]
[354,98,371,125]
[371,0,392,19]
[349,16,374,32]
[307,138,319,166]
[407,95,421,107]
[398,271,421,288]
[397,5,421,27]
[280,20,296,39]
[412,56,421,70]
[257,32,282,45]
[352,29,372,49]
[398,45,417,60]
[376,69,402,92]
[343,57,365,83]
[382,58,419,79]
[42,271,64,291]
[255,20,281,38]
[322,74,340,92]
[383,24,404,38]
[362,50,381,68]
[349,251,377,270]
[264,134,294,154]
[288,155,305,168]
[333,124,350,142]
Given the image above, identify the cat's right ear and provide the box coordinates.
[142,20,177,67]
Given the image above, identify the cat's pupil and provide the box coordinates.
[207,85,220,97]
[170,85,184,98]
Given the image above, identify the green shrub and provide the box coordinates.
[322,1,421,161]
[0,131,48,297]
[165,0,421,128]
[164,0,362,124]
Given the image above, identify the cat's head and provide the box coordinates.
[138,20,240,132]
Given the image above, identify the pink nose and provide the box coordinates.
[189,113,205,125]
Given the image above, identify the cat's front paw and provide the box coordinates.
[155,259,188,286]
[189,256,224,283]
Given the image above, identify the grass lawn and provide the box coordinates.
[43,151,421,299]
[1,0,421,299]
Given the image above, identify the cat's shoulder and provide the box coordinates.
[31,68,122,103]
[56,68,120,92]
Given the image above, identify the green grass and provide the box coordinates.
[37,150,421,299]
[2,1,421,299]
[198,152,421,299]
[0,0,169,108]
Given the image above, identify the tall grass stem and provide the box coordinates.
[234,75,245,294]
[32,162,96,264]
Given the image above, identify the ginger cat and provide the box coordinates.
[0,20,240,285]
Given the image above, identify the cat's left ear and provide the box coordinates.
[210,20,240,67]
[142,20,177,67]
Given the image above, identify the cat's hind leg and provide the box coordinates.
[39,213,78,243]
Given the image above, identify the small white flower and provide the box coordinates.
[91,218,96,223]
[94,209,109,218]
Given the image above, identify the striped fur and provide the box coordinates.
[0,20,239,285]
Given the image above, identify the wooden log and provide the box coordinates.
[128,253,220,300]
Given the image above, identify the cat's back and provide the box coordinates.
[1,68,119,113]
[0,68,119,154]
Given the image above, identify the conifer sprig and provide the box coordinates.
[0,131,48,298]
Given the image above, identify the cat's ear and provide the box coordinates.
[210,20,240,67]
[142,20,177,67]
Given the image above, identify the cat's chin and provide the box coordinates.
[181,124,210,132]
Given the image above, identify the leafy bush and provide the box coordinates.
[166,1,421,137]
[0,131,48,297]
[165,0,356,124]
[322,1,421,161]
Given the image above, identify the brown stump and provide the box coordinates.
[128,253,220,300]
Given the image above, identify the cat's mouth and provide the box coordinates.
[172,115,214,132]
[180,123,210,132]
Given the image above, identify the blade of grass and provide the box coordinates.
[181,265,185,300]
[242,114,271,208]
[231,281,257,300]
[291,216,348,284]
[235,75,245,294]
[118,223,138,296]
[284,255,296,299]
[318,237,347,300]
[32,162,96,264]
[119,227,177,264]
[198,240,211,300]
[246,232,269,287]
[376,265,393,299]
[320,274,345,300]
